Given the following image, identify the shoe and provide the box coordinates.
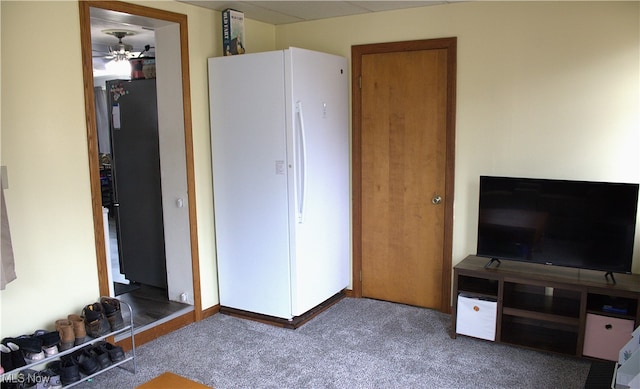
[100,297,125,331]
[68,314,88,345]
[1,341,26,370]
[58,357,81,385]
[42,344,58,358]
[83,303,110,338]
[96,341,125,363]
[5,335,43,354]
[35,369,62,389]
[32,330,60,358]
[71,348,100,375]
[16,368,40,388]
[23,350,45,364]
[89,344,111,369]
[1,343,14,372]
[33,330,60,349]
[55,319,75,351]
[37,369,63,389]
[45,360,62,375]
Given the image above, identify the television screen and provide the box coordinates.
[477,176,639,274]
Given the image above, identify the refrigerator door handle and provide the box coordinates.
[295,101,308,223]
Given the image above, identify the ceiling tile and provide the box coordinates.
[245,1,369,21]
[185,1,304,24]
[351,1,445,13]
[179,1,458,25]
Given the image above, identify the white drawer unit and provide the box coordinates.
[456,294,497,341]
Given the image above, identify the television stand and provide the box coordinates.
[483,258,501,269]
[452,255,640,359]
[604,271,617,285]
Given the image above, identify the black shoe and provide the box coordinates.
[89,344,111,369]
[71,348,100,375]
[5,335,43,354]
[82,303,110,338]
[100,297,125,331]
[1,341,26,371]
[33,329,60,348]
[1,343,14,372]
[58,357,81,385]
[97,341,125,363]
[46,360,62,375]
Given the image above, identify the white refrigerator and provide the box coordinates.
[208,48,350,320]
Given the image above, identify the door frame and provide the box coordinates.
[79,1,202,321]
[351,38,456,313]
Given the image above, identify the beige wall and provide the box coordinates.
[1,1,100,337]
[0,0,275,338]
[1,0,638,338]
[277,1,640,272]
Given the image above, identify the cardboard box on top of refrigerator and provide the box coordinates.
[222,9,245,56]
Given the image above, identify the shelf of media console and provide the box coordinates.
[0,298,136,388]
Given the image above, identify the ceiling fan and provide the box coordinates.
[92,29,154,76]
[103,29,136,61]
[94,29,153,61]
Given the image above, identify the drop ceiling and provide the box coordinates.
[90,1,461,75]
[91,1,460,55]
[179,1,461,25]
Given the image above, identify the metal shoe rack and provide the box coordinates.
[0,297,136,388]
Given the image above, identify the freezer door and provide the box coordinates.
[209,52,293,319]
[285,48,350,316]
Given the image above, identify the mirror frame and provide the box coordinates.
[78,1,202,320]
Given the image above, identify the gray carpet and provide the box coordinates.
[76,297,591,388]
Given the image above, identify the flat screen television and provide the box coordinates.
[477,176,639,275]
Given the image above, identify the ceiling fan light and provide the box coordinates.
[109,43,133,53]
[110,51,130,62]
[105,59,131,76]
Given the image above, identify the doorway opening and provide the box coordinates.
[79,1,202,341]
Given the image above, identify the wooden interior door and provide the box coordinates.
[352,38,456,312]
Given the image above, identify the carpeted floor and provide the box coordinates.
[75,297,591,388]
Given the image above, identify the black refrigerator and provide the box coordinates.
[107,78,167,290]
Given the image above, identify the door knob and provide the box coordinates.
[432,195,442,205]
